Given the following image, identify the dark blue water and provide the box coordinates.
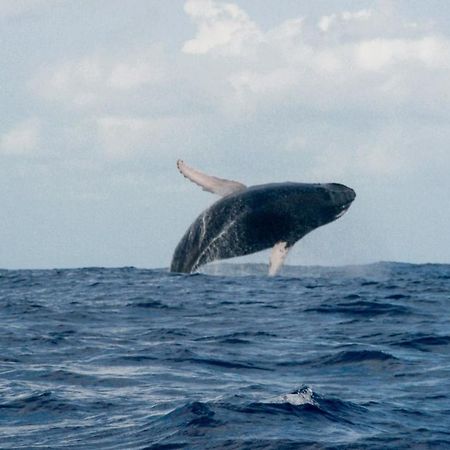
[1,262,449,449]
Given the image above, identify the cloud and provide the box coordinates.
[35,57,102,107]
[356,36,450,71]
[318,9,372,32]
[182,0,263,55]
[186,1,450,127]
[180,0,450,181]
[29,46,166,108]
[0,0,55,19]
[0,119,40,155]
[107,59,164,90]
[342,9,372,22]
[96,115,193,160]
[317,15,335,33]
[26,0,450,181]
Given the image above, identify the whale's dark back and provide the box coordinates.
[170,182,355,273]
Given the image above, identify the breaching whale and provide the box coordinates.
[170,161,355,275]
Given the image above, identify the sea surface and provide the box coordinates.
[1,262,449,449]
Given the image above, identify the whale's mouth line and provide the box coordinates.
[342,200,354,209]
[335,201,354,218]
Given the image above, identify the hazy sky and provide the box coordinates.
[1,0,450,269]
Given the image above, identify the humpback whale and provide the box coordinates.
[170,161,355,275]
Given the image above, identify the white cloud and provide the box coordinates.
[182,0,263,55]
[341,9,372,22]
[318,9,371,32]
[356,36,450,71]
[36,57,102,107]
[96,115,191,160]
[198,3,450,118]
[0,119,40,155]
[297,127,410,182]
[318,14,336,32]
[182,1,450,180]
[30,46,166,107]
[107,59,164,90]
[0,0,55,19]
[27,0,450,180]
[285,134,307,153]
[229,68,297,96]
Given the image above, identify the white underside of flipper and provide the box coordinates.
[269,241,290,276]
[177,160,247,197]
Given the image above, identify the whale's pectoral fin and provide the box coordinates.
[269,241,291,276]
[177,160,247,196]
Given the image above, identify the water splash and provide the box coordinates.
[279,386,318,406]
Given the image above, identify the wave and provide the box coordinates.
[0,391,76,415]
[277,350,400,368]
[312,350,399,366]
[0,391,115,419]
[194,330,277,344]
[180,357,270,371]
[307,300,411,317]
[147,386,369,448]
[392,334,450,351]
[127,299,172,309]
[2,263,449,449]
[384,293,410,300]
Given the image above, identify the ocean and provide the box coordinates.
[1,262,449,449]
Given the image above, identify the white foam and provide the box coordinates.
[280,386,317,406]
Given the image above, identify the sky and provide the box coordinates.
[1,0,450,269]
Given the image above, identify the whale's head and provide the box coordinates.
[275,182,356,236]
[323,183,356,220]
